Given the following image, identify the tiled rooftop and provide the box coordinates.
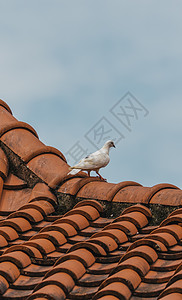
[0,99,181,299]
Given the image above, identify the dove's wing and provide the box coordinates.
[72,151,110,170]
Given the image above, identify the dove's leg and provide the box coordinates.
[96,171,107,182]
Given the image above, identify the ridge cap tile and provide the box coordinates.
[0,99,12,114]
[107,181,142,202]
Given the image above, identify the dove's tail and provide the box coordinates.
[68,168,81,175]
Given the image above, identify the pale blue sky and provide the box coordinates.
[1,1,182,187]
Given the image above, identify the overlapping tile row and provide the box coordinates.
[93,207,182,300]
[58,176,182,206]
[0,199,103,298]
[23,202,151,299]
[0,173,32,214]
[0,182,57,256]
[156,209,182,300]
[0,99,75,188]
[158,262,182,299]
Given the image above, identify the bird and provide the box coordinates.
[68,140,116,181]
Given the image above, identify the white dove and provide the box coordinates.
[68,140,116,181]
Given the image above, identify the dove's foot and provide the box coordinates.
[96,171,107,181]
[96,176,107,182]
[102,177,107,182]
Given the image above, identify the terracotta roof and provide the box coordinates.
[0,99,181,299]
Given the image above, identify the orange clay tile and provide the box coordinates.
[58,177,102,195]
[20,200,55,217]
[92,229,128,245]
[0,188,32,213]
[34,272,75,294]
[27,153,70,188]
[144,270,175,284]
[28,182,57,205]
[69,241,107,256]
[0,117,38,139]
[0,226,19,241]
[56,248,95,268]
[146,232,177,248]
[3,173,27,190]
[121,203,152,219]
[167,268,182,285]
[114,211,149,228]
[4,245,43,258]
[76,181,115,200]
[1,287,32,299]
[74,199,103,213]
[8,208,44,223]
[0,261,20,282]
[0,217,32,232]
[160,213,182,227]
[79,272,108,287]
[168,208,182,217]
[87,262,118,276]
[89,235,118,253]
[129,237,168,252]
[158,279,182,298]
[0,275,9,295]
[0,102,17,133]
[40,223,77,237]
[100,268,141,291]
[28,284,66,300]
[53,214,90,230]
[64,205,100,221]
[134,281,167,298]
[1,128,41,161]
[112,183,179,204]
[30,231,67,247]
[107,220,138,236]
[151,224,182,241]
[45,259,86,281]
[94,281,132,299]
[116,256,150,277]
[12,274,41,291]
[150,188,182,206]
[106,181,142,202]
[0,251,31,268]
[151,258,182,272]
[0,99,12,114]
[24,145,66,164]
[122,245,158,264]
[0,235,8,248]
[58,177,88,195]
[91,217,114,228]
[24,239,56,255]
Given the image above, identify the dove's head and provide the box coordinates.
[105,140,116,149]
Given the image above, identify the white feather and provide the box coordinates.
[68,168,81,175]
[67,140,115,180]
